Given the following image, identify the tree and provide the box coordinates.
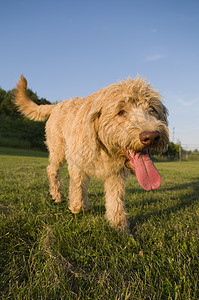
[0,88,7,104]
[0,90,19,117]
[163,142,180,159]
[0,88,51,117]
[0,86,52,151]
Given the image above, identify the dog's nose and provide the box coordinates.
[139,131,160,146]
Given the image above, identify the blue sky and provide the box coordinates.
[1,0,199,149]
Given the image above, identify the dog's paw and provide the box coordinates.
[69,201,90,214]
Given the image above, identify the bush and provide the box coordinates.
[0,115,46,151]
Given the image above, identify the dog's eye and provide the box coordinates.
[149,106,160,118]
[118,110,126,116]
[150,106,158,115]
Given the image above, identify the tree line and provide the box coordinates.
[0,86,51,150]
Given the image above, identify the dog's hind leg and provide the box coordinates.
[104,173,129,231]
[68,166,90,213]
[47,145,65,203]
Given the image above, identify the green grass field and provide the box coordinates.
[0,147,199,299]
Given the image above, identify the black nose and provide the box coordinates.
[139,131,160,146]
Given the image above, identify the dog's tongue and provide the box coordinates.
[127,150,161,190]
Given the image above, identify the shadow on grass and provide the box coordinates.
[89,204,106,215]
[129,179,199,231]
[42,172,199,234]
[160,178,199,192]
[86,179,199,233]
[88,192,106,215]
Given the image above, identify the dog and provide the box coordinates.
[15,75,169,231]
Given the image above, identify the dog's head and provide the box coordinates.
[88,76,169,190]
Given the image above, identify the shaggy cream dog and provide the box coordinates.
[15,75,169,231]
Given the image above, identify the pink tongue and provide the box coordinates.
[127,150,161,190]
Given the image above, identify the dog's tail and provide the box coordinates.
[15,75,55,121]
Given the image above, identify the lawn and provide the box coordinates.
[0,147,198,299]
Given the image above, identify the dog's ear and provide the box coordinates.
[163,103,169,125]
[89,110,101,124]
[87,106,102,152]
[159,102,169,125]
[150,97,169,126]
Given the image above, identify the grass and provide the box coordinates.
[0,147,199,299]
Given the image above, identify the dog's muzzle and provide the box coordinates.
[139,131,160,147]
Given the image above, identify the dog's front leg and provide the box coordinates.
[104,174,128,231]
[68,167,89,214]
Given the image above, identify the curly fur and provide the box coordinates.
[15,75,169,231]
